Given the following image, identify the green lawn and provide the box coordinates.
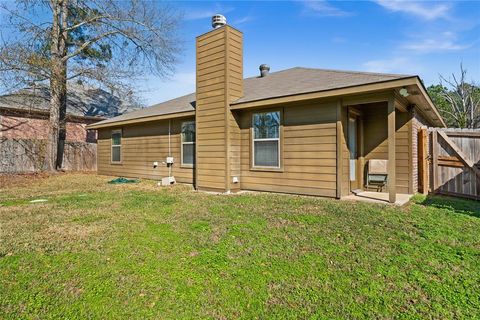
[1,173,479,319]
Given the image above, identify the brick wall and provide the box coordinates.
[0,115,96,142]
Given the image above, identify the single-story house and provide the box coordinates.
[88,16,445,203]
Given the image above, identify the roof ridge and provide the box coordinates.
[241,66,413,82]
[242,67,299,80]
[292,66,413,78]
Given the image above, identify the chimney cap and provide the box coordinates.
[259,64,270,77]
[212,14,227,29]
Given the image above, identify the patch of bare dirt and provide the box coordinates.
[0,172,51,189]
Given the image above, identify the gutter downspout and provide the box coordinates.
[168,119,172,178]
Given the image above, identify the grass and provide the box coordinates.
[1,173,479,319]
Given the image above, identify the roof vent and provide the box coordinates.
[259,64,270,77]
[212,14,227,29]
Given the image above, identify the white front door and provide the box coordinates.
[348,116,358,190]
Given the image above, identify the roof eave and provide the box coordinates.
[413,76,446,127]
[86,110,195,129]
[230,76,418,108]
[230,76,445,127]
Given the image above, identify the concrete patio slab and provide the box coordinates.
[342,192,413,206]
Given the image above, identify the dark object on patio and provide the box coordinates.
[365,159,388,192]
[108,177,139,184]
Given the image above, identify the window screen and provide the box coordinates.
[111,130,122,163]
[181,121,195,165]
[253,111,280,167]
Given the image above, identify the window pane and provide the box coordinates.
[182,143,195,165]
[112,132,121,146]
[182,122,195,143]
[112,146,121,162]
[254,140,279,167]
[253,112,280,139]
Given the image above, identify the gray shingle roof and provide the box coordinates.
[93,93,196,126]
[0,84,141,118]
[92,67,413,127]
[236,67,412,104]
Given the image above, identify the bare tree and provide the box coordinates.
[0,0,182,170]
[436,64,480,128]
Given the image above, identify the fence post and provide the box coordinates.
[431,129,439,192]
[418,127,428,194]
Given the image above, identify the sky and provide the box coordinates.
[139,0,480,106]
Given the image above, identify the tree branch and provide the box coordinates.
[65,14,106,31]
[62,30,119,61]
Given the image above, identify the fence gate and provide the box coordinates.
[419,128,480,200]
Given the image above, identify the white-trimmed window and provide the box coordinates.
[181,121,195,166]
[253,111,280,168]
[111,129,122,163]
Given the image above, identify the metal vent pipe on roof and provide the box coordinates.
[212,14,227,29]
[259,64,270,77]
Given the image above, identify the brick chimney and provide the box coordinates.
[195,15,243,192]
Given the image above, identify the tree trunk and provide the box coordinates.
[56,69,67,170]
[46,59,67,171]
[56,0,68,169]
[45,0,68,171]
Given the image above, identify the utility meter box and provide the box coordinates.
[166,157,174,164]
[161,176,176,186]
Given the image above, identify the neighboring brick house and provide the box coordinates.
[0,85,140,142]
[0,84,140,173]
[0,107,101,143]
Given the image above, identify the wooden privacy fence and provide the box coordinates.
[418,128,480,200]
[0,138,97,173]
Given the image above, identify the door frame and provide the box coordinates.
[347,108,364,193]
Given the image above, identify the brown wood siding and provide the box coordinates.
[196,25,243,192]
[239,101,338,197]
[96,118,194,183]
[196,27,226,191]
[362,103,412,194]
